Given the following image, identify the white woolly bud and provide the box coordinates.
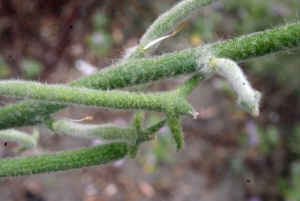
[123,45,138,59]
[210,58,261,116]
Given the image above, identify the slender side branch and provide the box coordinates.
[51,119,137,145]
[0,22,299,129]
[50,111,158,147]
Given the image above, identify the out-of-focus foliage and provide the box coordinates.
[87,11,112,56]
[21,59,43,80]
[0,56,10,78]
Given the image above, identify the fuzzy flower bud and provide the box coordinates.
[210,58,261,116]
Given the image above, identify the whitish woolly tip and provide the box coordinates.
[210,58,261,116]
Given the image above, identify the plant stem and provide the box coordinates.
[210,22,300,60]
[0,81,195,116]
[51,119,137,145]
[0,142,128,177]
[50,111,158,146]
[0,22,299,129]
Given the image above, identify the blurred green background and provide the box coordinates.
[0,0,299,200]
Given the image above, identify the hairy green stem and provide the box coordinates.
[51,119,137,145]
[0,81,195,116]
[0,22,299,129]
[210,22,300,60]
[0,142,128,177]
[50,111,158,146]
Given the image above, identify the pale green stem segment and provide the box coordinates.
[129,0,220,59]
[50,111,156,146]
[0,142,128,178]
[0,22,299,129]
[0,129,38,149]
[0,81,195,117]
[52,120,137,145]
[49,111,165,158]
